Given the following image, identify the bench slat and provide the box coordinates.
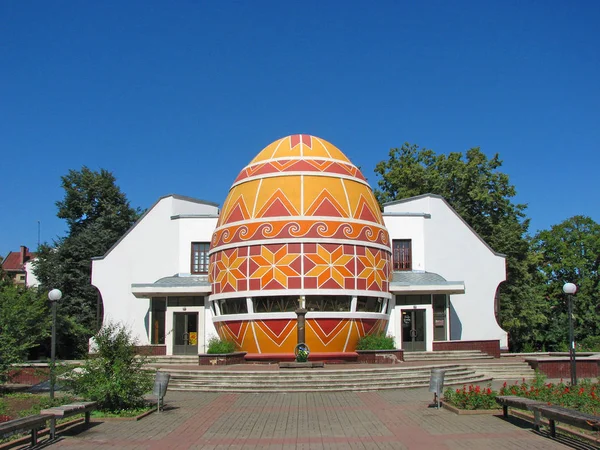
[531,405,600,431]
[0,414,50,435]
[41,401,97,417]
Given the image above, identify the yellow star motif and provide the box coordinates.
[305,244,353,288]
[215,249,245,290]
[357,248,387,290]
[251,246,299,288]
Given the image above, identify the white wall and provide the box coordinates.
[91,196,218,345]
[25,259,40,288]
[177,216,218,273]
[383,195,508,349]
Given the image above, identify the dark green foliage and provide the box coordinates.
[206,336,237,354]
[0,285,50,382]
[67,323,153,412]
[355,333,395,350]
[531,216,600,351]
[374,143,546,351]
[33,167,140,358]
[579,336,600,352]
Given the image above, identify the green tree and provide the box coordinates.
[0,284,50,382]
[67,322,154,412]
[33,167,140,358]
[532,216,600,350]
[374,143,547,350]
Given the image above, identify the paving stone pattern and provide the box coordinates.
[49,388,576,449]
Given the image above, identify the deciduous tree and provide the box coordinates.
[34,167,140,358]
[532,216,600,350]
[0,284,50,382]
[374,143,547,350]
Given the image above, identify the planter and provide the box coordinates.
[433,340,501,358]
[198,352,247,366]
[442,402,503,415]
[356,349,404,364]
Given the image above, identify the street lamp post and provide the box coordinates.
[48,289,62,400]
[562,283,577,386]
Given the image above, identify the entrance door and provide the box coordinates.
[401,309,426,351]
[173,312,199,355]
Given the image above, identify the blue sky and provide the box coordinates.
[1,1,599,258]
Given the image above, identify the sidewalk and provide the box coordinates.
[46,387,583,450]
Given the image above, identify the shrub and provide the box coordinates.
[579,336,600,352]
[443,384,498,410]
[356,333,395,350]
[206,336,236,354]
[66,322,153,412]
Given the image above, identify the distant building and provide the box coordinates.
[2,246,37,286]
[91,135,508,357]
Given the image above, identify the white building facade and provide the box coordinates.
[91,192,508,355]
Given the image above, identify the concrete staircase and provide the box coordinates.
[462,361,536,382]
[148,355,198,365]
[403,350,494,362]
[164,364,491,393]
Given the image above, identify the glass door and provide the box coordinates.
[401,309,426,351]
[173,312,199,355]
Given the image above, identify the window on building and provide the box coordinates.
[433,294,447,341]
[396,295,430,305]
[356,296,384,313]
[392,239,412,271]
[219,298,248,315]
[151,297,166,345]
[254,296,298,313]
[191,242,210,274]
[305,295,351,312]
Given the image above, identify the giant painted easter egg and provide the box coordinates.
[208,135,392,355]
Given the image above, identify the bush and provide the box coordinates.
[66,323,153,412]
[206,336,236,354]
[579,336,600,352]
[355,333,395,350]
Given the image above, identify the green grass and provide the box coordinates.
[91,404,154,418]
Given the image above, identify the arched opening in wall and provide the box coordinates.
[95,287,105,332]
[493,284,501,324]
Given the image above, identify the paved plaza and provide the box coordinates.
[45,387,596,450]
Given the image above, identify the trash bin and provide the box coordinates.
[153,372,170,412]
[429,369,445,408]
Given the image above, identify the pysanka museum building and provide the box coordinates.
[91,135,508,359]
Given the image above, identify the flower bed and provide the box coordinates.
[443,384,498,410]
[499,377,600,415]
[443,373,600,415]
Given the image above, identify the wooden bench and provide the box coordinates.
[0,414,51,446]
[530,404,600,437]
[40,401,97,439]
[495,395,546,429]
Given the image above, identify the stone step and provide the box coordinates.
[403,350,494,361]
[168,373,491,393]
[162,365,467,381]
[168,369,475,385]
[163,363,493,392]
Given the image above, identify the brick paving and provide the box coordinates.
[42,387,588,450]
